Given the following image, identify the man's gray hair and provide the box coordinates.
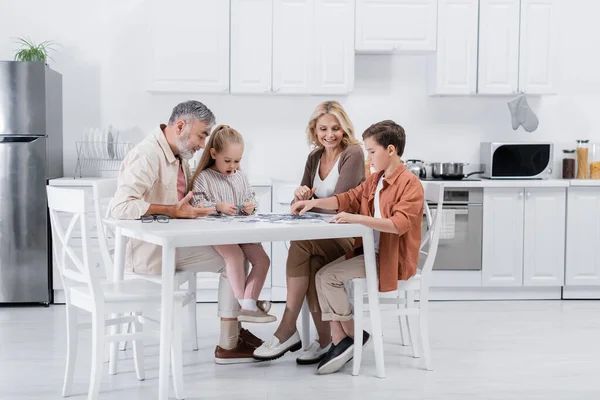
[168,100,216,127]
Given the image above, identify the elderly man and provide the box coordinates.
[110,100,262,363]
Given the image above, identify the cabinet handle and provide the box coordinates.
[526,191,531,198]
[519,191,524,198]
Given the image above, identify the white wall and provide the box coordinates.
[2,0,599,182]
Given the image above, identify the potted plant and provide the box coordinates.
[13,37,55,64]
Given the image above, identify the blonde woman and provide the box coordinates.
[254,101,365,363]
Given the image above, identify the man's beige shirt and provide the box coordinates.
[110,125,191,274]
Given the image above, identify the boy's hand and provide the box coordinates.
[242,202,255,215]
[291,200,315,215]
[294,186,316,202]
[328,212,361,224]
[216,202,238,215]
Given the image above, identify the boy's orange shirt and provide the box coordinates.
[334,163,424,292]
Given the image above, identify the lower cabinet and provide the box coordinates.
[482,187,566,287]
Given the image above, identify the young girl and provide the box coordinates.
[191,125,276,324]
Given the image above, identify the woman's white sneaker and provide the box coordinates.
[296,341,332,365]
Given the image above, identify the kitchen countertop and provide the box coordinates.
[49,176,273,187]
[422,178,572,188]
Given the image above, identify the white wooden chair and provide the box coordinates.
[91,179,200,357]
[48,185,188,400]
[351,181,443,374]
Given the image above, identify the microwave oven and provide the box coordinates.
[480,142,554,179]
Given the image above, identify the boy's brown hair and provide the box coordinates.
[362,120,406,157]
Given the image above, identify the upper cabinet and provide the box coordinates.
[147,0,230,93]
[518,0,559,94]
[355,0,438,52]
[230,0,274,93]
[429,0,479,95]
[431,0,558,95]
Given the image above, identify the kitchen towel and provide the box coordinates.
[507,93,539,132]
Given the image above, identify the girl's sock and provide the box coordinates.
[238,298,258,311]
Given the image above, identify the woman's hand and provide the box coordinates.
[242,202,255,215]
[216,202,238,215]
[328,212,362,224]
[294,185,316,202]
[291,199,316,215]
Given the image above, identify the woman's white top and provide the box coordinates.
[313,157,341,199]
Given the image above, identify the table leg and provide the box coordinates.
[362,230,386,378]
[158,244,176,399]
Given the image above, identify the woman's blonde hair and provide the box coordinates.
[306,101,359,149]
[191,125,244,183]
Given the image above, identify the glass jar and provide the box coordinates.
[576,140,589,179]
[562,150,576,179]
[590,143,600,179]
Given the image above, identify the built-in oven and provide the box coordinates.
[423,187,483,270]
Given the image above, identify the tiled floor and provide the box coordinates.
[0,300,598,399]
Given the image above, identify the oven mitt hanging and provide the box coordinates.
[507,94,539,132]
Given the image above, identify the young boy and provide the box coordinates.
[291,120,424,375]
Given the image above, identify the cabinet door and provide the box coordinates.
[148,0,230,93]
[518,0,558,94]
[477,0,520,94]
[231,0,273,93]
[482,188,524,286]
[523,188,565,286]
[313,0,355,94]
[566,187,600,286]
[429,0,479,95]
[272,0,313,94]
[355,0,437,52]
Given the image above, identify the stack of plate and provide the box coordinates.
[81,125,125,160]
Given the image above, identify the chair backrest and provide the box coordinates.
[47,185,103,300]
[92,179,118,280]
[418,181,444,283]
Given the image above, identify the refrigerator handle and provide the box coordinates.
[0,136,40,143]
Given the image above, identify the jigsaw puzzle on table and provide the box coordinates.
[202,212,329,224]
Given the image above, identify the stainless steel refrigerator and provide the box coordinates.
[0,61,63,304]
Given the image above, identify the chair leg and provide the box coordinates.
[419,297,433,371]
[119,320,131,351]
[406,290,420,358]
[62,304,78,397]
[131,312,145,381]
[88,312,105,400]
[171,305,185,400]
[187,274,199,351]
[352,279,365,376]
[397,290,409,346]
[108,312,120,375]
[301,298,311,350]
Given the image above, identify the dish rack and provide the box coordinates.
[74,141,134,178]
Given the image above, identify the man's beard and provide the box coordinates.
[177,130,194,160]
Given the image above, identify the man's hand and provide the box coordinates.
[291,199,316,215]
[173,192,215,218]
[242,202,256,215]
[328,212,362,224]
[294,185,316,202]
[216,202,238,215]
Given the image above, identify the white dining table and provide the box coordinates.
[110,214,385,400]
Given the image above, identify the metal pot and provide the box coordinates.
[405,159,427,179]
[429,162,483,180]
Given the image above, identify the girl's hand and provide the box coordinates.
[291,200,315,215]
[294,186,316,202]
[216,202,238,215]
[328,212,361,224]
[242,202,255,215]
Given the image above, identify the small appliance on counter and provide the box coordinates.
[405,159,427,179]
[480,142,553,179]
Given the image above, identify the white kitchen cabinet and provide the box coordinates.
[313,0,355,94]
[518,0,558,94]
[148,0,230,93]
[482,188,524,286]
[566,187,600,286]
[355,0,437,52]
[272,0,314,94]
[429,0,479,95]
[477,0,520,94]
[230,0,273,93]
[523,188,565,286]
